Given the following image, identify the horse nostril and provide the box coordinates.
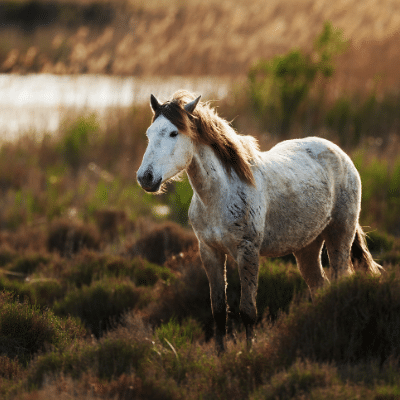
[144,170,153,184]
[138,168,154,188]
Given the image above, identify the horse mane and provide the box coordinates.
[152,90,260,186]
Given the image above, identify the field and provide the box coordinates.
[2,0,400,398]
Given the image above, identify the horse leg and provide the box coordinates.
[199,242,227,354]
[323,222,356,280]
[293,235,329,300]
[237,240,260,350]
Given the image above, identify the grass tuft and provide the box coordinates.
[47,218,101,256]
[0,291,85,365]
[128,221,197,265]
[53,278,150,337]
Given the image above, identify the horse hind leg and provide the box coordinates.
[322,221,355,280]
[293,235,329,299]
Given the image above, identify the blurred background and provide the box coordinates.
[2,1,400,398]
[1,0,400,232]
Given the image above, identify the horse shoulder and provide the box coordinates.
[188,192,224,246]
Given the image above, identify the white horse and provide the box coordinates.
[137,90,382,353]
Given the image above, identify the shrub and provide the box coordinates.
[250,359,338,400]
[28,336,150,389]
[105,256,134,278]
[249,359,378,400]
[0,278,32,302]
[132,258,176,286]
[144,248,214,338]
[53,279,149,337]
[326,91,400,148]
[248,22,346,135]
[93,208,128,240]
[257,259,307,322]
[128,221,197,265]
[64,251,111,287]
[0,277,64,308]
[354,153,400,235]
[0,355,25,398]
[0,291,85,364]
[64,251,171,288]
[271,273,400,366]
[0,244,17,267]
[0,354,23,380]
[10,253,49,275]
[28,279,65,308]
[47,218,100,256]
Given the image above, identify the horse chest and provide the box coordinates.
[189,192,262,256]
[189,197,226,246]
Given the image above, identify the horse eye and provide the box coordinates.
[170,131,178,138]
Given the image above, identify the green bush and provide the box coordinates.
[65,251,113,287]
[129,221,197,265]
[47,218,101,256]
[326,91,400,147]
[53,279,149,337]
[28,337,150,388]
[250,359,340,400]
[0,277,64,308]
[0,291,85,364]
[272,273,400,366]
[257,260,307,322]
[248,22,346,135]
[64,251,171,288]
[10,253,49,275]
[133,258,176,286]
[354,152,400,234]
[145,249,213,339]
[0,278,32,303]
[0,245,17,267]
[28,279,65,308]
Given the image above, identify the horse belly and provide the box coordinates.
[260,209,332,257]
[259,182,333,257]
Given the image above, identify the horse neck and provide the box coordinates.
[186,142,229,205]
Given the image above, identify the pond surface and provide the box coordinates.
[0,74,231,140]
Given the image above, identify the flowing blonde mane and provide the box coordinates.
[152,90,260,186]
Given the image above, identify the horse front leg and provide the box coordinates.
[199,242,227,354]
[237,240,260,350]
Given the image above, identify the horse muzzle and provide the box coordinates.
[137,169,162,192]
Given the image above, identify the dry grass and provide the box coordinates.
[0,0,400,93]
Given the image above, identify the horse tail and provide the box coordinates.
[351,223,384,276]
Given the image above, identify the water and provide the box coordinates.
[0,74,231,140]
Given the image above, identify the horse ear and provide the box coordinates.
[184,95,201,114]
[150,94,161,113]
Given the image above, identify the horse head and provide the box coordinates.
[137,93,201,192]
